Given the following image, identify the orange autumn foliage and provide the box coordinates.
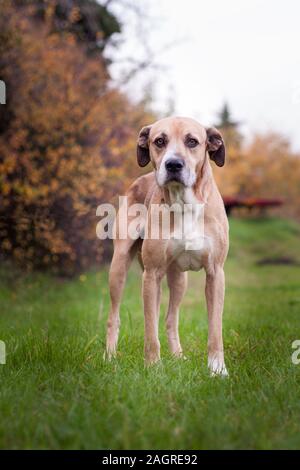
[0,2,154,274]
[213,128,300,219]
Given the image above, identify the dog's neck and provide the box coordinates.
[163,182,205,244]
[163,183,199,207]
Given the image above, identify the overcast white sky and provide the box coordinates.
[107,0,300,150]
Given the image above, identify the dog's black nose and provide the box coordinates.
[165,159,184,172]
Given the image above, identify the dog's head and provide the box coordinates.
[137,116,225,188]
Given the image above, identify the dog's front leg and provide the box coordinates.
[205,265,228,376]
[142,269,162,365]
[166,266,187,357]
[105,242,135,360]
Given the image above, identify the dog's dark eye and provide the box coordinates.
[154,137,165,148]
[186,138,199,148]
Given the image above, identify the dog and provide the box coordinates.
[105,116,229,376]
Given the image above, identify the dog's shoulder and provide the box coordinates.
[126,171,157,205]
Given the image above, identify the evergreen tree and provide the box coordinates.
[215,102,242,148]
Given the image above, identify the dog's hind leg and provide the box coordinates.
[166,265,187,357]
[105,240,136,359]
[142,268,163,364]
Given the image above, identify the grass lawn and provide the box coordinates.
[1,217,300,449]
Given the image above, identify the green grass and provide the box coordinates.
[1,217,300,449]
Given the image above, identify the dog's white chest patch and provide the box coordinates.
[167,186,212,272]
[170,235,211,272]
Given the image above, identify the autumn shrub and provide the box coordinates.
[0,2,154,275]
[213,131,300,220]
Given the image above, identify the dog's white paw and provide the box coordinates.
[208,353,228,377]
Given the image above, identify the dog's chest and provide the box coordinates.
[167,186,212,272]
[169,233,211,272]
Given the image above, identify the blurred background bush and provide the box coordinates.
[0,0,154,275]
[0,0,299,276]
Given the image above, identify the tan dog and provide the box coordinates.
[105,117,229,376]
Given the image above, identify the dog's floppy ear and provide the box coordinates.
[206,127,225,167]
[137,125,152,167]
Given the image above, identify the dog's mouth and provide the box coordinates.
[165,174,185,185]
[163,168,196,189]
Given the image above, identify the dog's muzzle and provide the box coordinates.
[165,158,185,183]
